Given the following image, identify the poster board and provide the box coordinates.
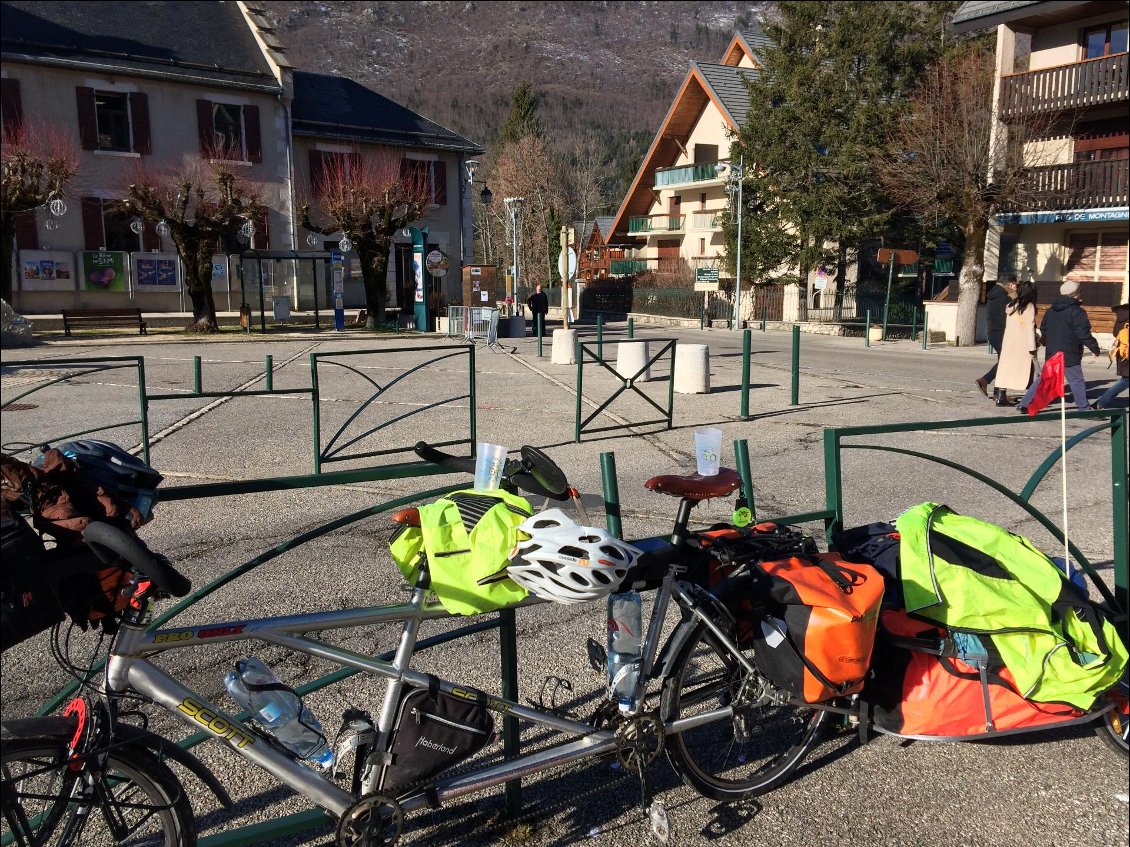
[133,252,181,291]
[461,265,499,306]
[81,251,129,292]
[18,250,76,291]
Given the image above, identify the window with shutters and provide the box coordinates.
[213,103,243,159]
[1065,230,1129,284]
[75,88,150,154]
[2,78,23,139]
[198,101,261,163]
[81,197,144,253]
[401,157,447,206]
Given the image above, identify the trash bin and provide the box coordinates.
[272,296,291,322]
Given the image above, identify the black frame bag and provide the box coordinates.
[377,676,494,794]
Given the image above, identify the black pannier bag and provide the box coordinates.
[377,677,495,794]
[1,516,65,651]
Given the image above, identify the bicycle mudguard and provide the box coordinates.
[1,715,232,807]
[652,590,738,683]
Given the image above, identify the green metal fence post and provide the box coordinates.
[1112,411,1128,617]
[469,344,478,449]
[699,299,704,331]
[137,357,151,465]
[627,317,634,339]
[600,451,623,538]
[498,607,523,816]
[734,438,757,521]
[761,306,767,332]
[310,353,321,474]
[193,356,202,394]
[666,340,676,430]
[911,306,918,341]
[790,325,800,406]
[265,355,273,392]
[921,312,929,351]
[740,328,751,420]
[574,341,584,443]
[822,427,845,544]
[257,258,267,333]
[597,313,604,362]
[537,313,543,358]
[865,309,871,348]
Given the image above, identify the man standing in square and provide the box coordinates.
[526,284,548,337]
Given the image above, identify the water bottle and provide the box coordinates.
[223,657,334,769]
[607,590,643,711]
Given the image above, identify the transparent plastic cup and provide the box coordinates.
[474,443,508,491]
[694,427,723,476]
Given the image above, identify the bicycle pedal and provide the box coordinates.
[586,637,607,673]
[647,801,669,844]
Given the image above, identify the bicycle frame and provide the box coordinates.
[105,564,750,820]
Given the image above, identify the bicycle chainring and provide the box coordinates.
[336,794,404,847]
[615,714,665,773]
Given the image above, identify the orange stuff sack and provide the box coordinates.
[752,553,884,703]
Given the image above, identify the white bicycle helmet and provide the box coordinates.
[507,509,642,605]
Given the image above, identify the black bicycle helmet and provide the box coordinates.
[34,440,163,522]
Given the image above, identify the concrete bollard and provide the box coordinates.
[615,340,651,382]
[551,328,577,365]
[674,344,710,394]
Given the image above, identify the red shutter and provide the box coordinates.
[81,197,105,250]
[76,86,98,150]
[142,221,161,252]
[1,78,23,139]
[243,105,261,163]
[432,161,447,205]
[13,210,39,250]
[196,99,214,156]
[309,149,329,194]
[1065,233,1099,281]
[1098,230,1128,281]
[129,92,151,154]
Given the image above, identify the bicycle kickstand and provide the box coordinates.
[637,766,669,844]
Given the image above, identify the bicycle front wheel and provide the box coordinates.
[1,738,196,847]
[661,621,827,801]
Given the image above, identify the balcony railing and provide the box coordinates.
[610,259,649,275]
[627,215,686,234]
[690,212,722,229]
[1004,159,1129,212]
[654,162,723,188]
[1000,53,1128,119]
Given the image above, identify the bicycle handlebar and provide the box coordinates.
[82,521,192,598]
[414,441,570,501]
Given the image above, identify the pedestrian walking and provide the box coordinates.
[994,280,1038,407]
[1018,281,1100,413]
[526,283,548,337]
[1092,302,1128,410]
[975,276,1017,397]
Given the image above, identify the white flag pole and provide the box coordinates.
[1060,387,1070,578]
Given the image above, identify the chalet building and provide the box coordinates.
[573,216,616,282]
[1,0,482,316]
[953,0,1129,334]
[607,31,770,318]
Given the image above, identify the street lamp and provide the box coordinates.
[716,156,744,331]
[503,197,525,309]
[463,159,479,266]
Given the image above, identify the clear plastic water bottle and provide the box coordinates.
[607,590,643,711]
[224,657,334,769]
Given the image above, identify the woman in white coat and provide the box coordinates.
[995,280,1038,407]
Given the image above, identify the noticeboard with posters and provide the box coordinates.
[461,265,499,306]
[133,253,181,291]
[81,251,129,292]
[19,250,76,291]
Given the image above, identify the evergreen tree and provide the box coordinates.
[733,1,960,292]
[498,81,544,145]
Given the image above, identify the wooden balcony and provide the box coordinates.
[1004,159,1129,211]
[1000,53,1128,120]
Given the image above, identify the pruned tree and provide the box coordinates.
[300,148,432,330]
[564,129,615,260]
[872,45,1068,346]
[119,155,262,332]
[1,123,78,302]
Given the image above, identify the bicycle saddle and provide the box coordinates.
[645,469,741,501]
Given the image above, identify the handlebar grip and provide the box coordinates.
[82,522,192,598]
[414,442,476,475]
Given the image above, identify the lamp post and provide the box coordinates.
[463,159,479,266]
[479,184,494,265]
[405,225,430,331]
[503,197,524,313]
[716,156,744,331]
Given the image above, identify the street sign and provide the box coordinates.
[426,249,449,276]
[695,267,719,283]
[877,248,918,265]
[557,247,577,281]
[694,281,720,292]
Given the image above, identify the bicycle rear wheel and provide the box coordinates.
[1,738,196,847]
[661,621,826,801]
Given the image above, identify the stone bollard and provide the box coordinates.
[615,340,651,382]
[674,344,710,394]
[551,328,577,365]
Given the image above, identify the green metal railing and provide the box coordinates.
[654,162,722,187]
[610,259,649,276]
[627,216,685,233]
[574,338,676,441]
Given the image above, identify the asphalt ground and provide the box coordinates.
[1,319,1128,847]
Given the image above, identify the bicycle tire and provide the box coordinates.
[1095,692,1128,757]
[1,737,196,847]
[661,621,827,801]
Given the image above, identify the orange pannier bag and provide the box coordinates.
[751,553,884,703]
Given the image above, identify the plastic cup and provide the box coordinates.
[474,443,508,491]
[694,427,723,476]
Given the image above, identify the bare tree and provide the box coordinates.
[120,154,262,332]
[494,135,563,292]
[873,46,1068,346]
[565,130,614,254]
[1,123,78,302]
[300,149,431,330]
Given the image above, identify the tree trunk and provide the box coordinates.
[954,223,986,347]
[1,223,14,304]
[181,242,219,332]
[360,240,390,330]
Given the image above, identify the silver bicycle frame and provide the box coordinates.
[106,571,745,819]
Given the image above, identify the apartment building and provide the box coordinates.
[953,0,1129,333]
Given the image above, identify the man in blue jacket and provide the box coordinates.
[1019,280,1100,413]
